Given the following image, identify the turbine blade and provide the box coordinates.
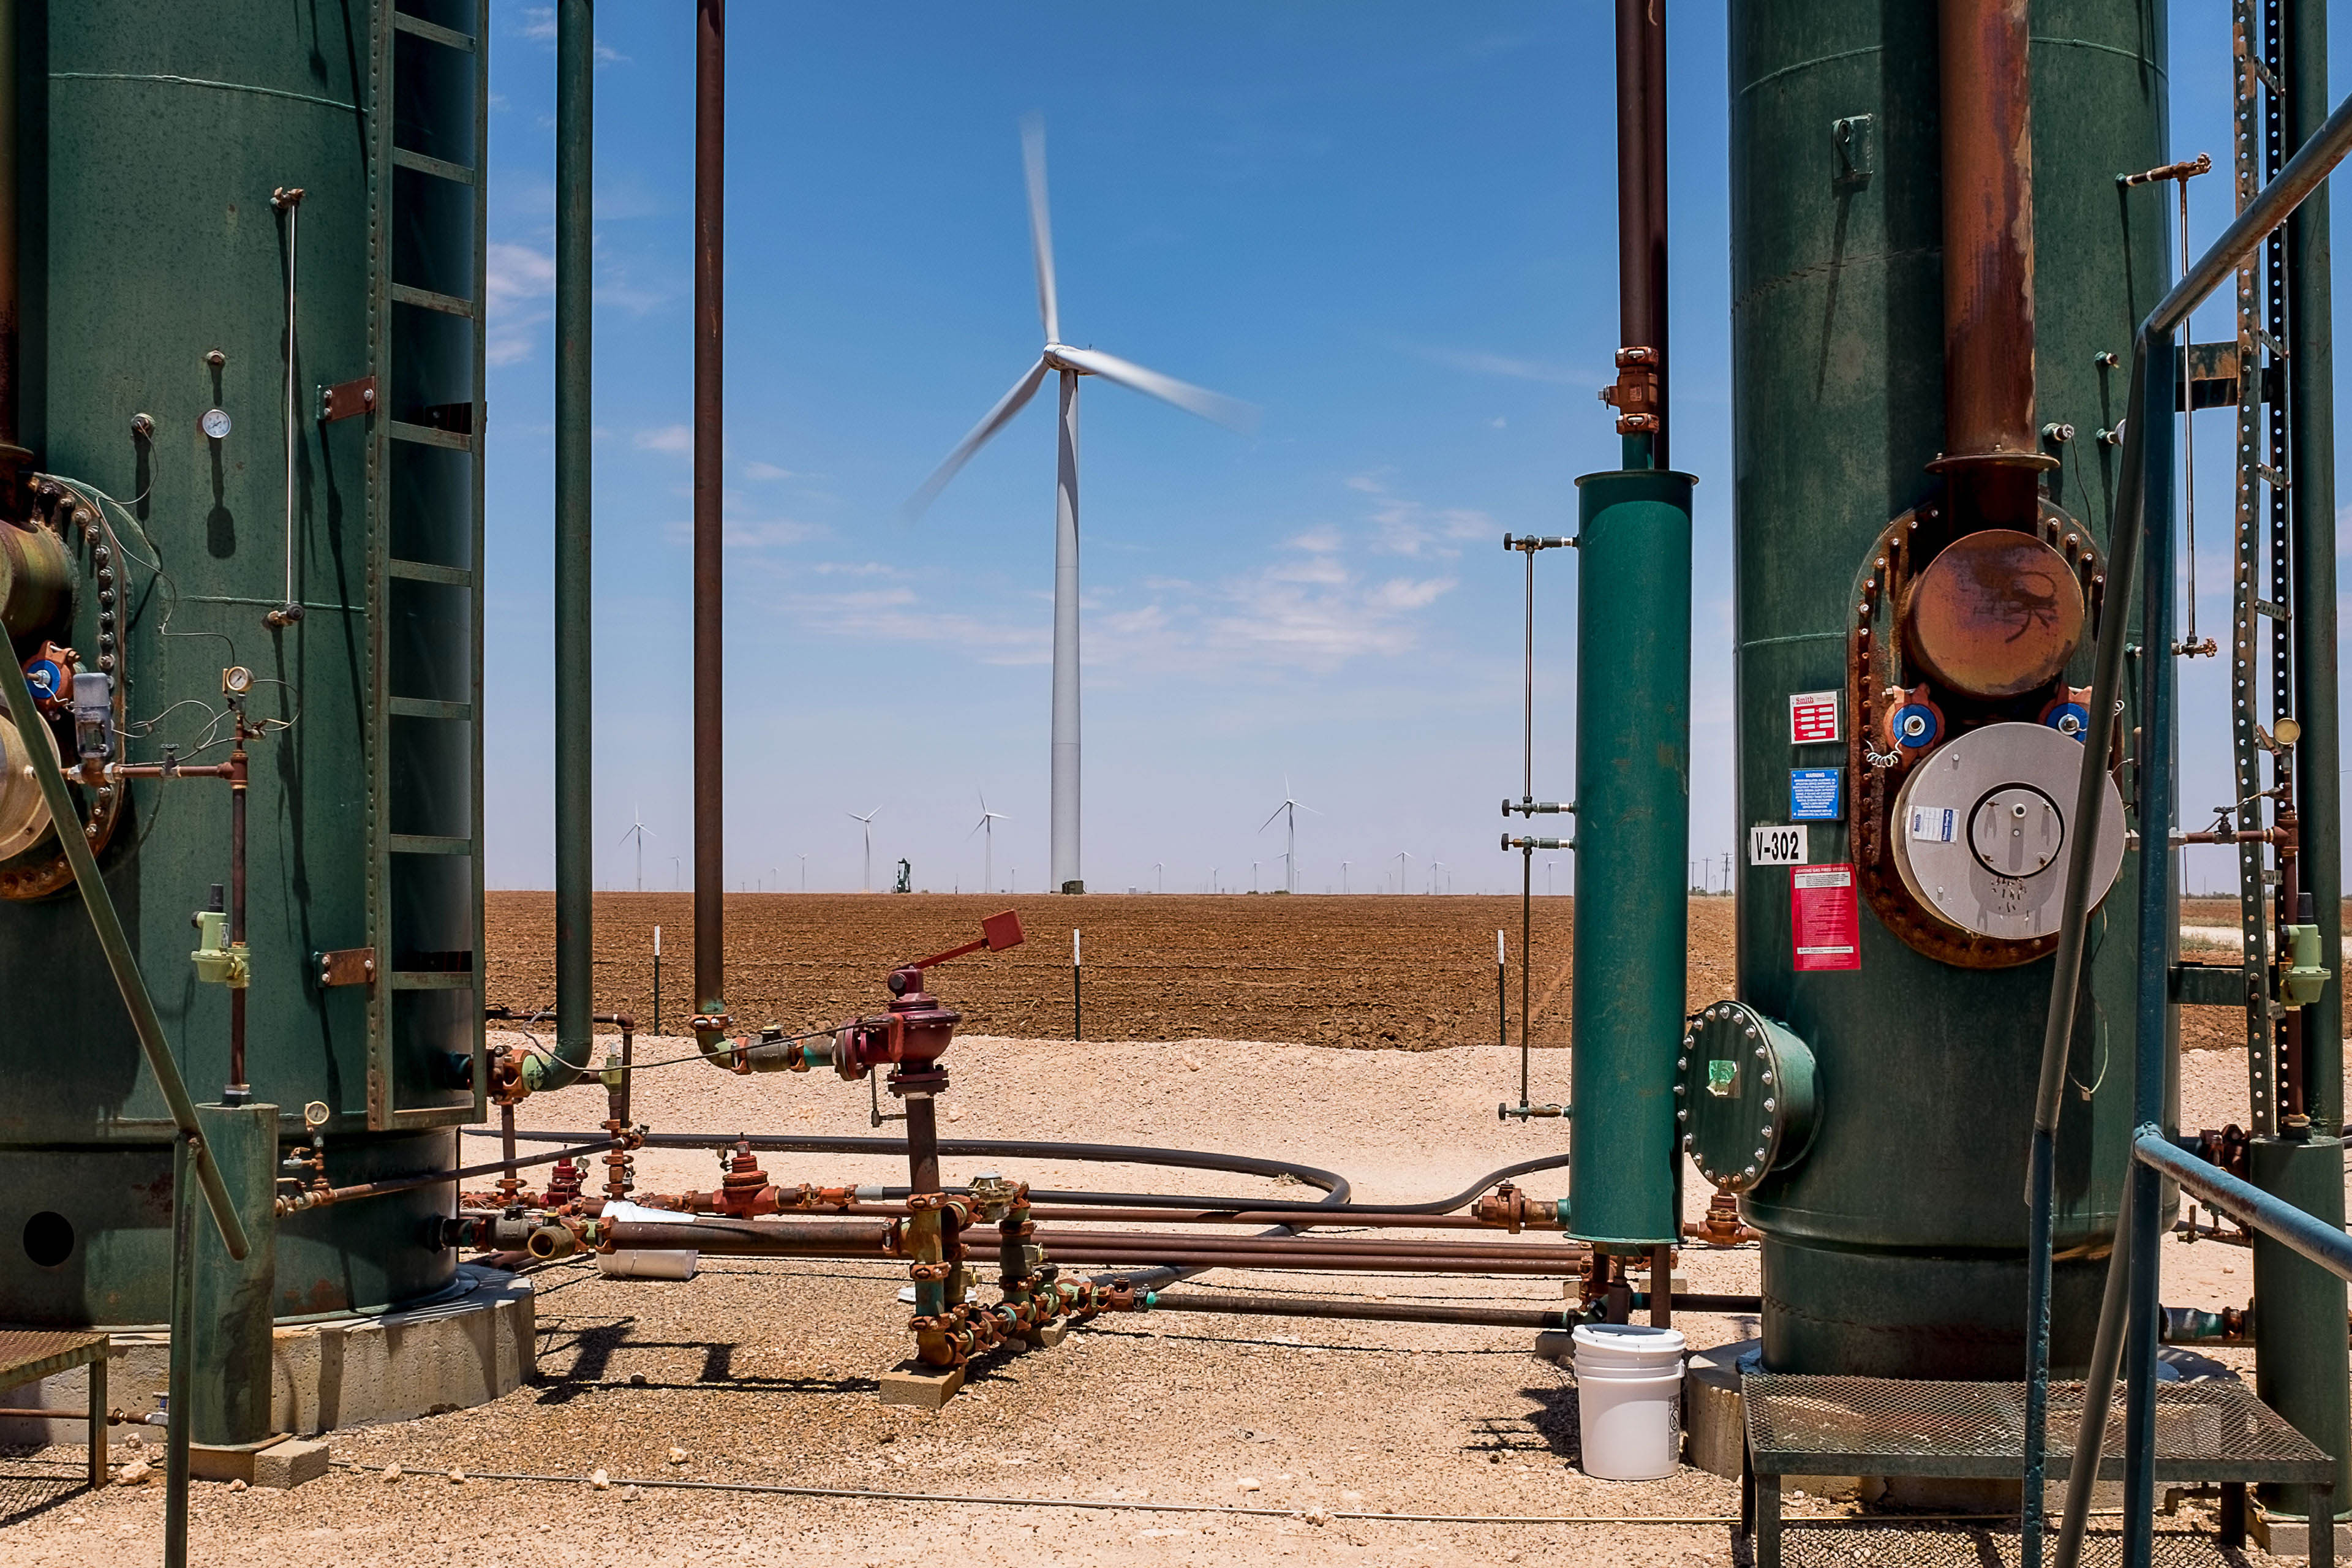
[1297,801,1323,816]
[903,358,1051,519]
[1048,345,1257,435]
[1259,804,1286,832]
[1020,112,1060,345]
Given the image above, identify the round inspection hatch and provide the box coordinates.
[1676,1001,1818,1193]
[1891,722,2125,943]
[1902,530,2085,699]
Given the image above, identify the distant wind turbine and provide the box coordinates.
[848,807,881,893]
[1394,850,1412,894]
[905,112,1257,897]
[1258,781,1320,895]
[619,803,654,893]
[969,791,1011,894]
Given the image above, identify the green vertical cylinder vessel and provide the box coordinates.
[1569,467,1692,1251]
[2250,1133,2352,1520]
[0,1,487,1325]
[1728,0,2165,1375]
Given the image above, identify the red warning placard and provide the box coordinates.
[1790,864,1860,972]
[1789,690,1841,744]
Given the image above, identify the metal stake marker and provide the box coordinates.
[1072,929,1082,1042]
[652,925,662,1036]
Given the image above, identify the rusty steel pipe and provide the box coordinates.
[225,733,249,1101]
[1033,1227,1588,1263]
[1018,1205,1562,1231]
[1035,1245,1584,1278]
[692,0,728,1058]
[1616,0,1668,465]
[1930,0,2051,524]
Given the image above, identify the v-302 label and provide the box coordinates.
[1748,824,1809,866]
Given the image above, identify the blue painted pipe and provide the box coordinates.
[2133,1128,2352,1284]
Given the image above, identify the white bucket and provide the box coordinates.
[1572,1322,1686,1480]
[595,1200,699,1281]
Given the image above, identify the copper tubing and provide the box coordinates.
[226,733,249,1099]
[1931,0,2049,522]
[1616,0,1668,464]
[692,0,728,1052]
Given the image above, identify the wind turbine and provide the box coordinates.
[969,791,1011,894]
[848,807,881,893]
[1395,850,1412,894]
[619,803,654,893]
[905,113,1257,897]
[1258,782,1320,895]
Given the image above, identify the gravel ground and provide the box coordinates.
[0,1031,2332,1566]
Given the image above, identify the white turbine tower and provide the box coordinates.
[848,807,881,894]
[905,113,1256,896]
[619,803,654,893]
[969,791,1011,894]
[1257,781,1319,895]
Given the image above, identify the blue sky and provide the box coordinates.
[479,2,2338,898]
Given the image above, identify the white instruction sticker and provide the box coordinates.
[1749,824,1810,866]
[1908,807,1957,843]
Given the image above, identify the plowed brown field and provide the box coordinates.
[485,892,1741,1051]
[484,892,2320,1053]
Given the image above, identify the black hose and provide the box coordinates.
[480,1130,1574,1216]
[481,1129,1352,1203]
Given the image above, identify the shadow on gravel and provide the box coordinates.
[0,1469,94,1528]
[531,1319,878,1403]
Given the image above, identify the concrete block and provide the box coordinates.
[189,1438,287,1485]
[1681,1338,1755,1480]
[877,1360,965,1410]
[2252,1507,2352,1560]
[1033,1322,1069,1349]
[252,1438,331,1490]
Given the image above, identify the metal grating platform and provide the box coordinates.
[0,1330,109,1390]
[1775,1525,2260,1567]
[1742,1376,2335,1568]
[1746,1375,2331,1482]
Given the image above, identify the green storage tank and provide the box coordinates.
[1724,0,2168,1376]
[0,0,486,1325]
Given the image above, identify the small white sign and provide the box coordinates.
[1749,824,1810,866]
[1789,690,1842,744]
[1908,807,1957,843]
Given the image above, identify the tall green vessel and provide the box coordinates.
[0,1,486,1325]
[1724,0,2168,1375]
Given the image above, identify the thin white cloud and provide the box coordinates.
[635,425,692,454]
[745,461,793,481]
[1401,341,1584,385]
[484,242,554,368]
[519,7,625,63]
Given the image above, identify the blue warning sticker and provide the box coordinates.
[1790,768,1843,822]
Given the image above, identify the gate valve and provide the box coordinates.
[828,910,1025,1081]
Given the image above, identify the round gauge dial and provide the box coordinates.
[200,407,232,440]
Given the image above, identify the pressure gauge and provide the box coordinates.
[200,407,232,440]
[222,666,254,696]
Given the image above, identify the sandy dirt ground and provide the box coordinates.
[0,1014,2334,1567]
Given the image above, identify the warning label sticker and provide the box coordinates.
[1909,807,1957,843]
[1790,767,1843,821]
[1790,863,1860,973]
[1789,690,1841,744]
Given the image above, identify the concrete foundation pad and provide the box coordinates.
[187,1435,330,1488]
[0,1265,532,1444]
[877,1360,965,1410]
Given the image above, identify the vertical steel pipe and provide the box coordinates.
[552,0,595,1083]
[2287,0,2342,1136]
[1931,0,2048,526]
[1614,0,1667,469]
[2119,331,2179,1568]
[0,0,22,509]
[162,1132,195,1568]
[693,0,728,1036]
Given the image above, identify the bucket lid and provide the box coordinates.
[1570,1322,1687,1358]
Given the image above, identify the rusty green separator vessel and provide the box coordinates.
[0,0,488,1400]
